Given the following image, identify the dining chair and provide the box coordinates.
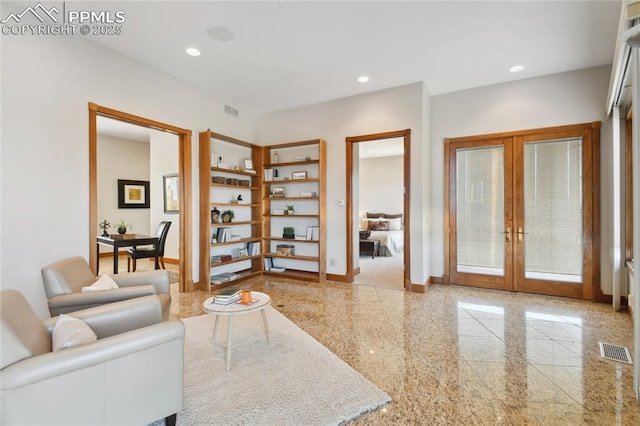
[127,221,172,272]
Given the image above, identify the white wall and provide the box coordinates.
[1,34,260,318]
[260,82,429,285]
[358,156,404,219]
[150,130,180,261]
[430,65,614,293]
[97,135,151,254]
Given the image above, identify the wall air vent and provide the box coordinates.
[224,105,239,118]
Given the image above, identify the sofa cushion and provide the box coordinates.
[81,274,120,292]
[52,314,97,351]
[0,290,51,369]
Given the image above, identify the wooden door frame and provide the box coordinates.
[346,129,411,290]
[445,137,514,291]
[444,122,601,300]
[88,102,194,292]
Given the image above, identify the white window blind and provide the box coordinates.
[523,138,583,282]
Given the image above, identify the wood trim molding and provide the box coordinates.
[345,129,411,291]
[326,273,349,283]
[445,122,602,301]
[88,102,193,292]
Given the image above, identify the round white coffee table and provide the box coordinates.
[202,291,271,370]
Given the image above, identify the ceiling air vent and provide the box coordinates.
[224,105,239,118]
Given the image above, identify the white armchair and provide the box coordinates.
[0,290,184,425]
[41,256,172,320]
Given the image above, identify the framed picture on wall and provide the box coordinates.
[118,179,150,209]
[163,174,179,213]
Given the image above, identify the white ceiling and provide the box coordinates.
[358,138,404,159]
[78,1,622,114]
[97,116,150,142]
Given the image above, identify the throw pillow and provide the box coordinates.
[82,274,119,292]
[387,217,403,230]
[52,314,97,351]
[366,212,385,219]
[368,220,390,231]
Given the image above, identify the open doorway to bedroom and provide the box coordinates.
[346,130,411,291]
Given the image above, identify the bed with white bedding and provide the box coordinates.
[368,229,404,256]
[360,212,404,257]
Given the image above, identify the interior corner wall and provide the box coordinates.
[430,65,614,294]
[1,34,260,318]
[97,135,151,253]
[259,82,429,285]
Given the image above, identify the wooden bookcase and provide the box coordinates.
[199,131,263,291]
[261,139,326,282]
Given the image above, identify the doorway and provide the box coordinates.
[444,122,600,299]
[346,129,411,290]
[88,103,194,292]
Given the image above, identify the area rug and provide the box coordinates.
[177,306,390,425]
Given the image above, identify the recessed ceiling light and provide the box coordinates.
[186,47,201,56]
[357,75,370,83]
[208,26,234,42]
[510,65,525,73]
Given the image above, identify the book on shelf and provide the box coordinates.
[270,267,286,272]
[264,169,274,181]
[247,241,260,256]
[306,226,320,241]
[263,257,273,271]
[211,254,233,263]
[213,227,231,243]
[294,235,307,240]
[299,191,317,197]
[218,271,240,281]
[210,275,230,285]
[294,155,311,162]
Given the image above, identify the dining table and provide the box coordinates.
[96,234,159,274]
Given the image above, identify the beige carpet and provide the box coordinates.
[177,306,390,425]
[354,253,404,289]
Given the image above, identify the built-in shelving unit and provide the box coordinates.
[261,139,326,282]
[199,131,263,291]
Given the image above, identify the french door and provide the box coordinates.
[446,123,598,299]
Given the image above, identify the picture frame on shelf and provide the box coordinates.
[163,174,179,213]
[244,159,253,170]
[118,179,150,209]
[238,248,249,258]
[292,171,307,180]
[272,187,285,197]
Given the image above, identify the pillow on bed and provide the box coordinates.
[386,217,403,230]
[366,212,385,219]
[368,220,390,231]
[384,213,403,219]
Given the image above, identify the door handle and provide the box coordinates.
[502,227,511,243]
[517,227,528,243]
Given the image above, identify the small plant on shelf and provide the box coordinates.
[221,210,235,223]
[283,226,295,239]
[286,204,295,215]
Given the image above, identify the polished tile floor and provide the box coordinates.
[172,278,640,424]
[109,258,640,424]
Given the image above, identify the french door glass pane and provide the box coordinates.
[456,146,505,276]
[524,138,582,283]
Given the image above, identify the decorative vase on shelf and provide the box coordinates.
[272,150,279,164]
[211,207,220,223]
